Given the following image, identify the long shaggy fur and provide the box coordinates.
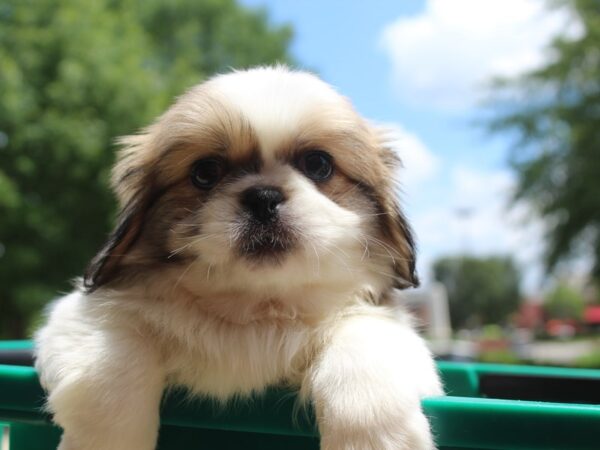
[35,66,442,450]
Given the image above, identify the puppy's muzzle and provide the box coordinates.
[238,185,295,261]
[241,185,284,223]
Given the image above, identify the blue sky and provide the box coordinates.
[240,0,503,166]
[239,0,581,293]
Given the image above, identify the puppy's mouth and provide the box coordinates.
[238,220,297,263]
[235,185,297,264]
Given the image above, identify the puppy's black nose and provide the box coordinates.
[241,186,284,223]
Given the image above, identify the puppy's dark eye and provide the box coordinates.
[297,150,333,181]
[191,158,225,189]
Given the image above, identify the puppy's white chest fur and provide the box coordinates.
[38,291,311,397]
[162,315,311,399]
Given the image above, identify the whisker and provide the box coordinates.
[310,242,320,276]
[318,242,356,276]
[355,212,394,218]
[295,229,321,277]
[168,242,194,259]
[363,234,412,263]
[168,234,219,258]
[363,234,401,256]
[171,255,201,293]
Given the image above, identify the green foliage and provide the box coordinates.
[544,282,586,319]
[478,349,522,365]
[433,255,522,329]
[0,0,294,338]
[574,346,600,368]
[485,0,600,281]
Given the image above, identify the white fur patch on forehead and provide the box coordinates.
[206,66,349,159]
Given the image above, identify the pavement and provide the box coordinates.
[526,339,598,365]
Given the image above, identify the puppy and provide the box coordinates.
[35,66,442,450]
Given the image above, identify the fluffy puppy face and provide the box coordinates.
[84,67,417,317]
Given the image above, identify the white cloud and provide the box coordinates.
[380,0,582,110]
[379,123,440,188]
[408,165,546,293]
[373,123,547,293]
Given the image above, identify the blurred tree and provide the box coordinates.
[433,256,521,329]
[544,282,586,320]
[485,0,600,281]
[0,0,294,338]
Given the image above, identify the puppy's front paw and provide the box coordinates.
[309,313,442,450]
[57,435,78,450]
[319,403,435,450]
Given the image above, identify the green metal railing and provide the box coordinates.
[1,341,599,450]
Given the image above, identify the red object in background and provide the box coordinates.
[583,306,600,325]
[515,302,544,329]
[479,339,509,352]
[545,319,577,338]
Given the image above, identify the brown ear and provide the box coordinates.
[83,132,156,292]
[378,145,419,289]
[83,195,148,292]
[383,203,419,289]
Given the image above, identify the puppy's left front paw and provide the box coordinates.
[309,312,442,450]
[319,404,436,450]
